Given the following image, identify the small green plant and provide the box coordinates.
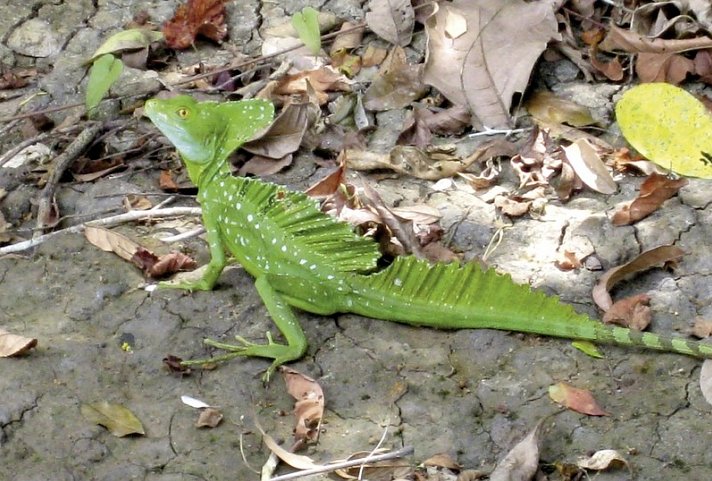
[291,6,321,55]
[85,54,123,118]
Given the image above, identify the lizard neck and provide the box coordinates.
[185,156,232,192]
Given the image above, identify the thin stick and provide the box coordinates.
[268,446,414,481]
[35,122,104,236]
[0,207,201,256]
[0,124,83,167]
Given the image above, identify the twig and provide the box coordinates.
[468,127,531,138]
[159,227,204,243]
[0,206,201,256]
[358,421,390,480]
[0,124,83,167]
[268,445,414,481]
[35,122,104,236]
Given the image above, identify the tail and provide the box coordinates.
[345,257,712,358]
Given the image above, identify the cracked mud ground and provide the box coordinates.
[2,1,712,480]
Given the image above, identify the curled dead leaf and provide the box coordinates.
[612,173,688,226]
[562,139,617,195]
[602,294,651,331]
[280,366,324,444]
[162,0,227,50]
[592,245,684,311]
[489,419,545,481]
[195,407,223,428]
[692,318,712,339]
[576,449,629,471]
[0,328,38,357]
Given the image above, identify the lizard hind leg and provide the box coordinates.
[181,275,308,382]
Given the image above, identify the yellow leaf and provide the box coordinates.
[615,83,712,178]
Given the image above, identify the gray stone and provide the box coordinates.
[7,19,61,58]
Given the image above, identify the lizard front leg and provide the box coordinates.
[160,211,227,292]
[182,275,308,382]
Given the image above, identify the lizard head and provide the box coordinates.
[144,95,275,185]
[144,95,215,165]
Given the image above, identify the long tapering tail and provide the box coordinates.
[344,256,712,358]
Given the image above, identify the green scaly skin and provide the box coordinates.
[144,95,712,381]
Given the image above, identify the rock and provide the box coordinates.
[7,19,61,58]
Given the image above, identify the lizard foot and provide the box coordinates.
[180,332,304,382]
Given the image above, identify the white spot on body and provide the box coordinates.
[247,214,253,222]
[281,245,287,252]
[394,278,402,287]
[299,259,307,265]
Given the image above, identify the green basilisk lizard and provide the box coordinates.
[144,95,712,380]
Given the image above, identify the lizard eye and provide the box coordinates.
[177,108,189,118]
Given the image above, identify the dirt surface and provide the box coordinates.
[2,1,712,481]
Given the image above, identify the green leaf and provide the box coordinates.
[89,28,164,63]
[615,82,712,179]
[81,401,145,437]
[572,340,604,359]
[291,7,321,55]
[86,54,123,117]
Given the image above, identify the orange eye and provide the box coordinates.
[177,108,189,118]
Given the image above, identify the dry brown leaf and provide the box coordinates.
[85,226,139,262]
[423,0,559,129]
[280,366,324,445]
[0,328,38,357]
[692,318,712,338]
[159,169,182,191]
[562,139,617,195]
[195,407,223,428]
[602,294,651,331]
[526,91,597,128]
[548,382,608,416]
[397,105,471,148]
[162,0,227,50]
[600,24,712,54]
[305,163,346,197]
[365,0,414,46]
[255,419,322,470]
[243,101,315,159]
[555,250,583,271]
[344,146,467,180]
[494,195,531,217]
[489,419,545,481]
[592,245,684,311]
[589,45,624,81]
[238,154,293,177]
[334,449,412,479]
[124,194,153,211]
[361,44,389,67]
[612,173,688,226]
[576,449,629,471]
[329,21,363,53]
[138,249,197,278]
[636,52,695,84]
[423,453,462,471]
[363,46,427,111]
[273,67,351,104]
